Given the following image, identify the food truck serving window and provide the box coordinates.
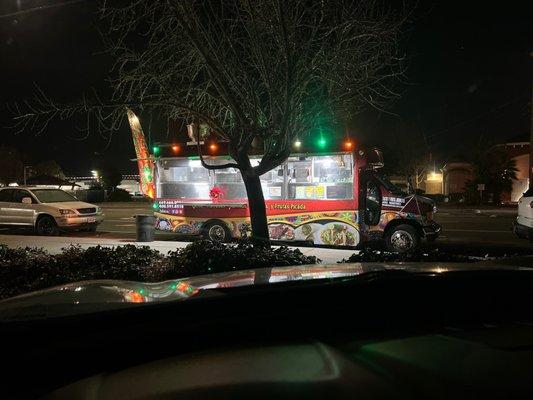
[156,153,353,201]
[214,161,285,200]
[288,154,353,200]
[157,159,210,199]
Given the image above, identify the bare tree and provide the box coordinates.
[14,0,408,241]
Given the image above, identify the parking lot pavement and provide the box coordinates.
[1,203,530,259]
[434,207,523,248]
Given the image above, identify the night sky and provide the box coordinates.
[0,0,531,175]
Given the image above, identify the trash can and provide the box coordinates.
[135,214,156,242]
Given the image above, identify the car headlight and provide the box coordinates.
[59,209,76,215]
[95,206,101,213]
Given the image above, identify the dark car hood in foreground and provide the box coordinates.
[1,260,533,321]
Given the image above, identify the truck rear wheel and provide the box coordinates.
[202,221,231,243]
[385,224,419,253]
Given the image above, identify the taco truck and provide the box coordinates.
[128,111,440,252]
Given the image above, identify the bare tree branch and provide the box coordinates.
[195,133,240,170]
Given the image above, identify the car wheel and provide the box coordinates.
[202,221,231,242]
[86,225,98,233]
[36,216,60,236]
[385,224,419,253]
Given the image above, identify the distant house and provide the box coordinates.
[388,172,444,195]
[424,171,444,195]
[442,162,473,197]
[442,142,530,203]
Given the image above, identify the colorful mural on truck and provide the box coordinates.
[366,194,435,240]
[153,194,434,247]
[154,199,361,247]
[267,210,359,246]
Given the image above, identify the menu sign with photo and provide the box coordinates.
[326,185,348,199]
[269,186,282,197]
[295,186,306,199]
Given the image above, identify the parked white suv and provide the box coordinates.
[0,187,104,235]
[514,189,533,241]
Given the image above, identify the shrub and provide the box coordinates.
[0,246,58,299]
[340,248,479,263]
[0,240,319,300]
[107,188,132,202]
[54,245,170,282]
[165,239,319,279]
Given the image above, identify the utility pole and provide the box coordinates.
[23,166,32,186]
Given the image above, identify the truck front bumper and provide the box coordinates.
[422,220,442,241]
[513,220,533,240]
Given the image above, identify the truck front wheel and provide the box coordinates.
[385,224,419,253]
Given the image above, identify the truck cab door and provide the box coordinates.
[359,170,383,227]
[365,178,382,225]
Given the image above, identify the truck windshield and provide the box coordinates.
[374,174,407,196]
[32,189,77,203]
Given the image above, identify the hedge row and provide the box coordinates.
[0,240,319,300]
[340,248,479,263]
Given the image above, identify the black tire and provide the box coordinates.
[385,224,419,253]
[202,221,232,242]
[86,225,98,233]
[36,215,60,236]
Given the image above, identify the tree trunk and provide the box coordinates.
[241,168,270,245]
